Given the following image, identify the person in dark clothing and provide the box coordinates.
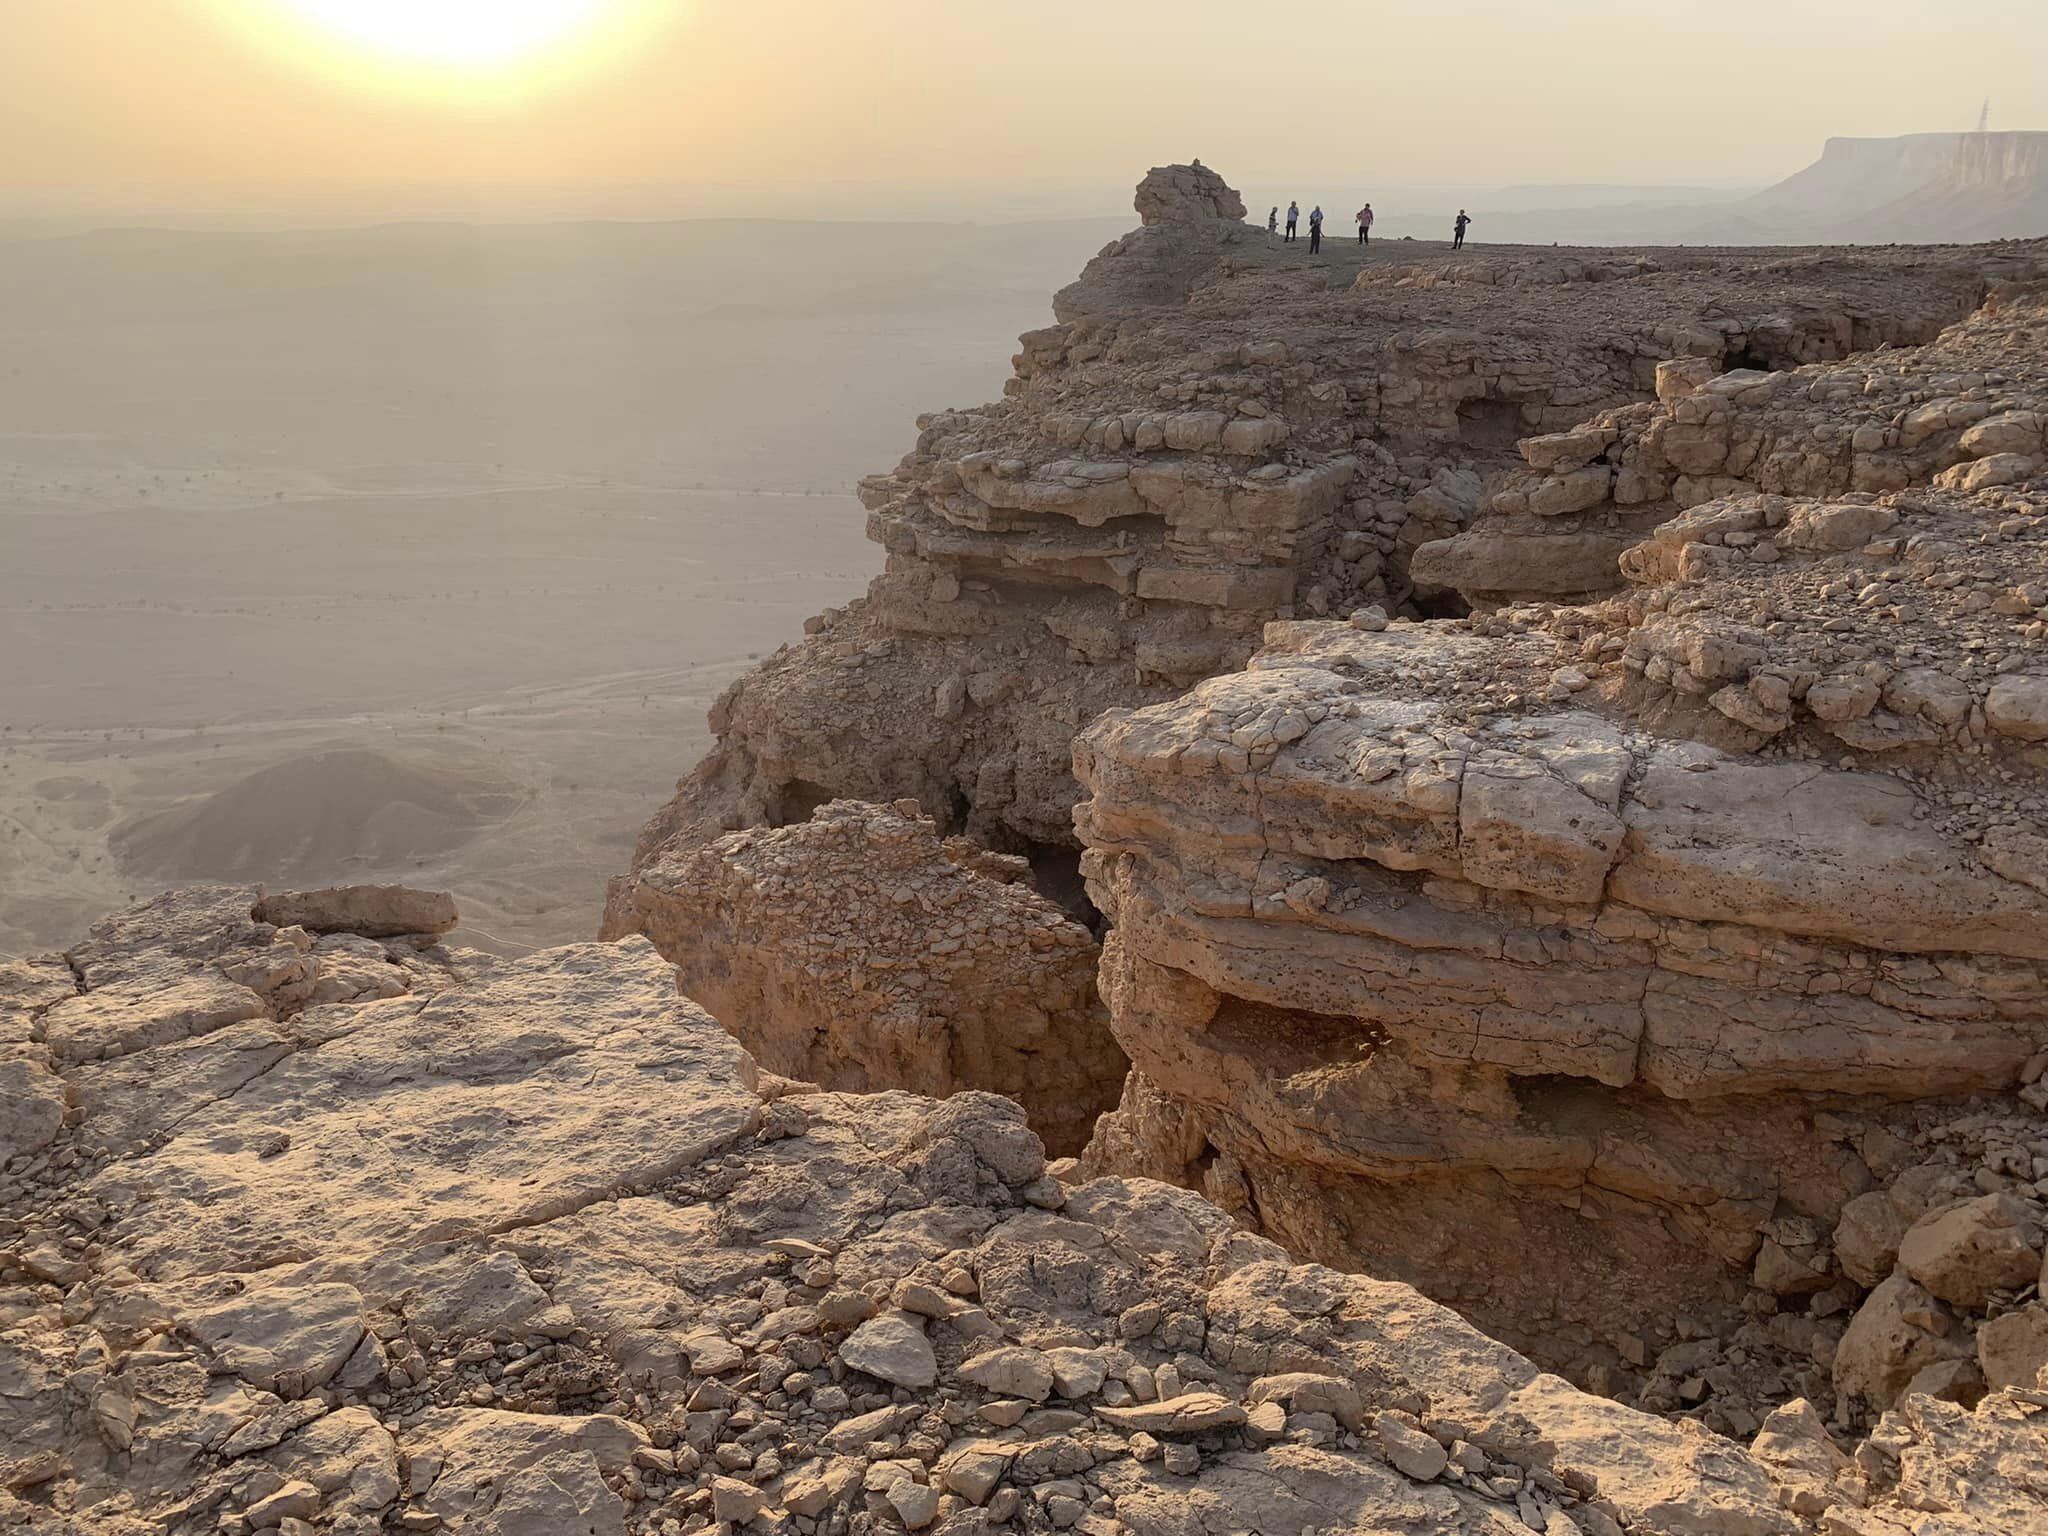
[1356,202,1374,244]
[1453,209,1472,249]
[1307,205,1324,254]
[1285,200,1299,241]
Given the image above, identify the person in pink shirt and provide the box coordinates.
[1356,203,1375,245]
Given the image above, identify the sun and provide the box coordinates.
[279,0,611,65]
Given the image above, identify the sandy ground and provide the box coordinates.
[0,217,1138,956]
[1,482,874,956]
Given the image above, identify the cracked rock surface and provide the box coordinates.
[1069,287,2048,1437]
[6,886,2041,1534]
[604,799,1124,1158]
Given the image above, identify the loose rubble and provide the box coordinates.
[7,887,2042,1534]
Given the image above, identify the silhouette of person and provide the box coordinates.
[1356,202,1374,245]
[1308,205,1325,253]
[1285,200,1300,241]
[1453,209,1473,250]
[1268,206,1279,240]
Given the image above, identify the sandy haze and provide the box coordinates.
[0,218,1122,955]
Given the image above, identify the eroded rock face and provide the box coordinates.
[17,891,2011,1535]
[1420,274,2048,605]
[606,167,2028,918]
[585,162,2048,1461]
[1072,421,2048,1421]
[606,799,1125,1156]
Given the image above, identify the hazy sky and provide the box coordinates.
[6,0,2046,221]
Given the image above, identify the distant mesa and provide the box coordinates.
[113,747,521,883]
[1742,130,2048,243]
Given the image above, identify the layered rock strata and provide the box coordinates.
[1072,377,2048,1427]
[609,167,2024,916]
[603,799,1125,1157]
[4,888,2042,1535]
[1416,271,2048,605]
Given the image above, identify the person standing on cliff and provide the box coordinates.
[1268,206,1279,241]
[1453,209,1473,249]
[1285,200,1299,241]
[1307,204,1324,253]
[1356,202,1374,245]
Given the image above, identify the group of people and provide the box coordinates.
[1269,201,1474,252]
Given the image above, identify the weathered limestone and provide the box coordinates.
[607,167,2035,927]
[606,798,1125,1156]
[589,164,2048,1467]
[251,885,458,940]
[1422,275,2048,605]
[16,890,2008,1536]
[1071,407,2048,1421]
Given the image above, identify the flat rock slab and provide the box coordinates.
[255,884,460,939]
[91,940,759,1281]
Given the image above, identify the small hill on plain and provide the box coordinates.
[112,747,522,884]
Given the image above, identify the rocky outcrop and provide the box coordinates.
[607,168,2025,924]
[21,890,2028,1535]
[250,885,459,941]
[583,166,2048,1457]
[604,799,1125,1156]
[1,883,481,1178]
[1416,273,2048,605]
[1070,283,2048,1428]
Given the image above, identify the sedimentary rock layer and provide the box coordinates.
[1072,308,2048,1427]
[20,889,2032,1534]
[609,166,2028,912]
[1418,273,2048,604]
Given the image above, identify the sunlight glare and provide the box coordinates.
[280,0,611,65]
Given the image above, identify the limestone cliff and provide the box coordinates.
[1072,281,2048,1431]
[606,167,2014,900]
[590,163,2048,1463]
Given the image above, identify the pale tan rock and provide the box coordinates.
[172,1270,368,1397]
[8,886,2016,1536]
[1094,1392,1246,1434]
[1985,675,2048,741]
[608,800,1123,1156]
[1748,1399,1848,1518]
[840,1311,937,1389]
[1834,1191,1912,1290]
[252,884,458,939]
[1975,1306,2048,1390]
[1373,1413,1448,1481]
[410,1409,646,1536]
[1834,1274,1971,1414]
[1896,1194,2044,1310]
[87,940,760,1278]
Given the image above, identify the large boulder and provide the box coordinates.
[1834,1273,1972,1414]
[1977,1306,2048,1391]
[1132,162,1247,226]
[1897,1195,2044,1311]
[253,884,459,939]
